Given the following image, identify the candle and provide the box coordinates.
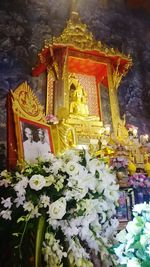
[105,125,110,135]
[133,128,138,137]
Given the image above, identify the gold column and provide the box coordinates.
[107,63,122,137]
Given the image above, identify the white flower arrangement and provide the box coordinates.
[0,149,119,267]
[113,202,150,267]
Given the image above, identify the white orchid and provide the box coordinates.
[0,149,119,267]
[0,209,12,220]
[1,197,12,209]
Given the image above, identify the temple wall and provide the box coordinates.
[0,0,150,169]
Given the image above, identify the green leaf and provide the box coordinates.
[136,247,147,260]
[35,215,46,267]
[141,262,150,267]
[17,216,25,223]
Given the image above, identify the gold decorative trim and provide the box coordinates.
[107,63,128,141]
[45,11,132,62]
[112,59,132,90]
[46,70,55,115]
[11,81,46,122]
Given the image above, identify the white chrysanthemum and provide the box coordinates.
[48,197,66,219]
[29,174,46,191]
[49,159,63,175]
[65,161,79,176]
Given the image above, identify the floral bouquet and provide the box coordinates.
[0,149,119,267]
[45,114,59,124]
[128,173,149,189]
[113,202,150,267]
[110,157,128,172]
[128,173,150,203]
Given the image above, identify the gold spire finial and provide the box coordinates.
[70,0,79,19]
[70,0,78,13]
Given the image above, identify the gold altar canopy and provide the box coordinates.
[32,2,132,144]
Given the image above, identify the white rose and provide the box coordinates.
[65,161,79,175]
[49,197,66,219]
[127,258,141,267]
[29,174,46,191]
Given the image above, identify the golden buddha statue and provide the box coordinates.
[56,107,77,153]
[70,81,89,116]
[66,75,103,141]
[68,76,100,122]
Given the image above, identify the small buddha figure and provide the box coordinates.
[70,81,89,116]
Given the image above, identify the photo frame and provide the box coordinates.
[15,116,55,163]
[116,188,134,226]
[116,190,129,222]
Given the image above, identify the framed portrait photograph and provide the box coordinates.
[116,190,129,223]
[15,116,55,163]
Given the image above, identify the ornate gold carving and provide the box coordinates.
[50,11,132,60]
[112,59,123,90]
[107,64,128,141]
[46,70,55,115]
[112,59,132,90]
[11,81,46,122]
